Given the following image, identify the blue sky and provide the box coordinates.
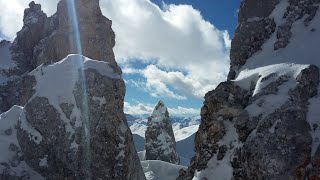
[151,0,240,35]
[0,0,240,116]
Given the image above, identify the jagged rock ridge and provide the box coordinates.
[0,0,145,179]
[145,101,180,164]
[178,0,320,179]
[0,0,121,114]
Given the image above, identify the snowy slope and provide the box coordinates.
[141,160,186,180]
[0,106,43,179]
[174,124,199,142]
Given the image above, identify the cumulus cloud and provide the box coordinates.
[0,0,231,100]
[124,102,199,116]
[100,0,231,99]
[0,0,59,39]
[124,102,153,115]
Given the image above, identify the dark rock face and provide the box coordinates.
[35,0,120,73]
[228,0,279,80]
[178,0,320,179]
[145,101,180,164]
[178,82,249,180]
[0,0,145,179]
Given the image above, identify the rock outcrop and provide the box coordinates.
[145,101,180,164]
[0,0,121,113]
[0,0,145,179]
[179,0,320,179]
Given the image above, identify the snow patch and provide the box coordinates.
[234,64,309,118]
[0,106,44,179]
[193,120,242,180]
[19,109,43,144]
[39,155,48,167]
[247,17,263,22]
[307,82,320,157]
[239,3,320,72]
[70,140,79,150]
[141,160,186,180]
[150,102,167,123]
[269,0,289,25]
[174,125,199,142]
[92,96,106,106]
[269,119,282,133]
[138,150,146,161]
[28,54,119,137]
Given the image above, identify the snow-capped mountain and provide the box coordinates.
[126,114,200,141]
[127,113,200,167]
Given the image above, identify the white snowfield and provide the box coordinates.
[141,160,187,180]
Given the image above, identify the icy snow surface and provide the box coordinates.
[141,160,186,180]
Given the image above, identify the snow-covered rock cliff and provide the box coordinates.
[178,0,320,179]
[0,0,145,179]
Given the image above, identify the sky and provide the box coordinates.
[0,0,240,116]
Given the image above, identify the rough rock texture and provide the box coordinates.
[0,0,145,179]
[178,0,320,179]
[228,0,279,80]
[228,0,320,80]
[0,0,121,113]
[145,101,180,164]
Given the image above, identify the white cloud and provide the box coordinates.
[0,0,59,40]
[142,64,216,99]
[0,0,231,100]
[124,102,199,116]
[100,0,230,99]
[124,102,153,115]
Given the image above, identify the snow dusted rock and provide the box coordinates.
[178,82,248,180]
[0,55,145,179]
[179,0,320,179]
[145,101,180,164]
[0,106,43,180]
